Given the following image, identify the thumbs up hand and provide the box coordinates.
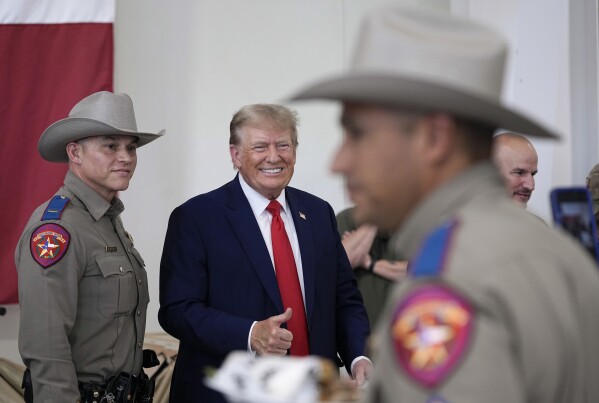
[251,308,294,356]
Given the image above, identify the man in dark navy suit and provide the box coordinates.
[159,103,372,402]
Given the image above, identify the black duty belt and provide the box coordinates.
[79,371,155,403]
[78,381,106,402]
[24,349,159,403]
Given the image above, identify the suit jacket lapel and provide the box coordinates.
[286,188,316,327]
[224,176,283,312]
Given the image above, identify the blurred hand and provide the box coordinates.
[352,358,374,387]
[341,225,377,269]
[373,260,408,281]
[251,308,293,356]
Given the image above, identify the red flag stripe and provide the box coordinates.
[0,18,113,304]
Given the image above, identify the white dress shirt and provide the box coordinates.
[239,175,370,375]
[239,175,306,354]
[239,175,306,302]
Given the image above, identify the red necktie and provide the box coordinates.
[266,200,309,356]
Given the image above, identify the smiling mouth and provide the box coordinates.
[514,193,530,200]
[261,168,282,174]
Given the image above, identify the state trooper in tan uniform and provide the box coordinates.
[292,7,599,403]
[15,91,164,402]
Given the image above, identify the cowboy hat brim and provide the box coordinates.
[290,72,558,139]
[38,117,166,163]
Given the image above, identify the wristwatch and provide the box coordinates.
[368,259,376,273]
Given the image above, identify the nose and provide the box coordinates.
[117,147,134,164]
[523,174,535,191]
[265,144,281,163]
[331,140,350,175]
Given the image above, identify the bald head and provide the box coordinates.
[492,132,538,207]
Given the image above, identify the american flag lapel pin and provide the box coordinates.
[299,212,306,220]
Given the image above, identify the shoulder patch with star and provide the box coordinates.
[30,223,70,268]
[390,284,473,389]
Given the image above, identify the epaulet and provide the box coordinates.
[41,195,71,221]
[408,219,459,278]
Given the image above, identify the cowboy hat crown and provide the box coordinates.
[291,7,558,139]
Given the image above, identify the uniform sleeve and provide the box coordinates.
[16,220,85,402]
[365,262,574,403]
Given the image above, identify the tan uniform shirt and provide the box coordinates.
[364,162,599,403]
[15,171,149,402]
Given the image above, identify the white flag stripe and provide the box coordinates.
[0,0,114,24]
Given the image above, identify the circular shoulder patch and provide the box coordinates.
[29,223,70,269]
[390,284,473,389]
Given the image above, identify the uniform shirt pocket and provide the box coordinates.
[95,255,137,317]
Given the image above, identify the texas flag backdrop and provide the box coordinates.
[0,1,114,304]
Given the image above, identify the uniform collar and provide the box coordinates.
[64,170,125,221]
[391,161,506,259]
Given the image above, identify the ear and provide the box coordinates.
[229,144,242,169]
[420,113,457,166]
[66,142,82,164]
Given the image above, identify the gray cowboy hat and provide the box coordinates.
[38,91,166,162]
[290,7,558,139]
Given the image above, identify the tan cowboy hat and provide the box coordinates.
[290,7,558,139]
[38,91,166,162]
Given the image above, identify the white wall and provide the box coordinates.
[112,0,447,336]
[1,0,587,362]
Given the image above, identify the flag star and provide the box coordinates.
[38,236,59,257]
[405,324,453,368]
